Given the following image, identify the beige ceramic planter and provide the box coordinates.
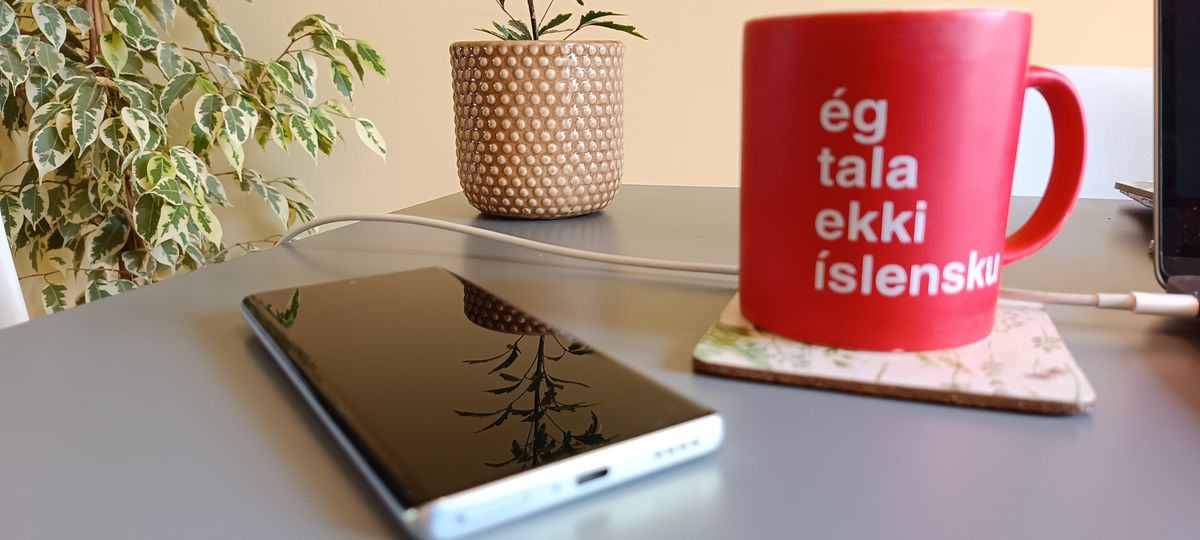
[450,40,624,219]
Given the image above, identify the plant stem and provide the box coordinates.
[540,0,556,25]
[85,0,99,62]
[20,267,121,281]
[526,0,539,39]
[181,46,241,60]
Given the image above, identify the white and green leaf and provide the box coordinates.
[32,3,66,49]
[20,182,48,224]
[214,22,244,56]
[222,100,250,144]
[133,193,162,244]
[169,146,205,189]
[0,193,23,240]
[354,118,386,160]
[66,5,92,32]
[262,184,289,228]
[203,174,230,207]
[0,2,15,36]
[160,73,195,112]
[88,214,129,264]
[290,114,318,160]
[99,116,127,151]
[23,71,57,110]
[330,58,353,101]
[0,45,30,86]
[295,50,317,103]
[33,40,65,77]
[156,42,186,78]
[41,283,68,313]
[193,93,223,136]
[216,130,243,172]
[120,107,153,151]
[71,79,106,153]
[355,40,387,78]
[31,126,70,179]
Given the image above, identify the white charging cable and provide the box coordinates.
[278,214,1200,318]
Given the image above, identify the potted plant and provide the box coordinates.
[452,0,645,219]
[0,0,387,314]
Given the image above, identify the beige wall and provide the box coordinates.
[214,0,1152,235]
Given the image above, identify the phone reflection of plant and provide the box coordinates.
[455,279,616,469]
[252,289,319,381]
[264,289,301,328]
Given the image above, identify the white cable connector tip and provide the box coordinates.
[1130,292,1200,317]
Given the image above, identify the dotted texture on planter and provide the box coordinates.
[451,41,624,219]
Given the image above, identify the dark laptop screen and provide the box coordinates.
[1159,0,1200,277]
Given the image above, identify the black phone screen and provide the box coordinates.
[1159,0,1200,277]
[243,267,712,508]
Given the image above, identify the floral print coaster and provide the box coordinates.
[692,294,1095,415]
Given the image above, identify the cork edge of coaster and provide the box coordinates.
[693,355,1093,416]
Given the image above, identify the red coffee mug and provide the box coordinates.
[740,10,1086,351]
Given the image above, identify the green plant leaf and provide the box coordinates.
[309,108,337,142]
[31,126,70,179]
[506,19,533,40]
[355,40,387,77]
[286,198,315,227]
[194,74,219,94]
[115,79,158,113]
[321,98,352,118]
[216,130,243,172]
[24,71,57,110]
[169,146,204,189]
[20,183,48,225]
[120,107,153,151]
[160,73,195,112]
[156,42,186,78]
[330,59,354,101]
[31,101,63,131]
[193,93,223,136]
[45,184,68,222]
[0,193,23,240]
[0,45,30,86]
[214,22,244,56]
[222,100,250,144]
[71,79,106,154]
[267,61,293,91]
[587,20,646,39]
[133,193,163,244]
[151,176,185,205]
[32,3,66,49]
[289,114,318,160]
[191,200,222,244]
[66,5,92,32]
[34,41,65,77]
[144,0,174,29]
[539,13,572,34]
[335,40,364,80]
[354,118,386,160]
[578,10,620,25]
[154,203,189,244]
[41,283,68,313]
[188,123,211,154]
[203,174,230,207]
[261,184,288,228]
[100,30,129,74]
[88,214,129,264]
[270,113,292,150]
[99,116,127,151]
[213,61,241,91]
[294,51,317,102]
[145,151,177,185]
[108,4,145,43]
[0,3,15,36]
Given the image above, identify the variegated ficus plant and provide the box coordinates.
[0,0,387,314]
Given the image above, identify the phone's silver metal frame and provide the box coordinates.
[243,305,725,540]
[1155,0,1169,288]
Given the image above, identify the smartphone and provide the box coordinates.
[242,267,724,539]
[1156,0,1200,292]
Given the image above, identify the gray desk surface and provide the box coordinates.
[2,186,1198,539]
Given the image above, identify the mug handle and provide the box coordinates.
[1003,66,1087,265]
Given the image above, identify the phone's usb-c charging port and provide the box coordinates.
[576,468,609,485]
